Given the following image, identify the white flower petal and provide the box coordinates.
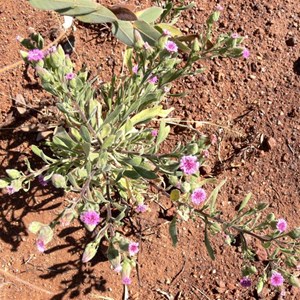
[62,16,74,29]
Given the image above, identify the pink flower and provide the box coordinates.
[179,155,200,175]
[202,149,209,158]
[36,239,45,253]
[136,203,148,213]
[165,41,178,53]
[210,134,217,145]
[231,33,239,39]
[27,49,44,62]
[128,242,139,256]
[114,264,122,273]
[191,188,207,205]
[240,277,252,288]
[122,276,132,285]
[276,218,287,233]
[216,4,224,11]
[65,73,75,80]
[6,185,16,195]
[242,48,250,59]
[45,46,57,56]
[270,271,284,287]
[163,29,171,36]
[151,129,158,137]
[132,65,138,74]
[80,211,100,226]
[148,75,158,84]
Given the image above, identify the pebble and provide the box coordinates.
[286,37,296,46]
[266,137,277,150]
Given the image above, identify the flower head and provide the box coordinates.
[191,188,207,205]
[38,175,48,187]
[270,271,284,287]
[122,276,132,285]
[276,218,287,232]
[165,40,178,53]
[128,242,139,256]
[36,239,45,253]
[45,46,57,56]
[151,129,158,137]
[136,203,148,213]
[80,210,100,226]
[6,185,16,195]
[179,155,200,175]
[148,75,158,84]
[65,72,76,80]
[231,33,239,39]
[240,277,252,288]
[210,134,217,145]
[242,48,250,59]
[132,65,138,74]
[27,49,44,62]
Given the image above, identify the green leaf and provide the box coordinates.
[256,276,265,294]
[136,7,164,23]
[6,169,21,180]
[80,125,91,143]
[156,122,170,147]
[28,221,44,234]
[123,170,140,179]
[288,227,300,239]
[170,189,180,201]
[207,179,226,214]
[123,47,133,72]
[99,123,112,139]
[155,23,183,36]
[256,202,269,211]
[38,226,53,244]
[53,126,78,149]
[112,21,135,47]
[130,106,173,126]
[0,179,9,188]
[204,222,215,260]
[132,165,157,179]
[31,145,57,163]
[102,134,116,150]
[238,192,252,213]
[133,20,161,46]
[169,216,178,246]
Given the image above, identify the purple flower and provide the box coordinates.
[136,203,148,213]
[240,277,252,288]
[6,185,16,195]
[165,41,178,53]
[163,29,171,36]
[231,33,239,39]
[242,48,250,59]
[122,276,132,285]
[132,65,138,74]
[36,239,45,253]
[65,73,76,80]
[276,218,287,232]
[191,188,207,205]
[38,175,48,187]
[216,4,224,11]
[151,129,158,137]
[27,49,44,62]
[45,46,57,56]
[270,271,284,287]
[179,155,200,175]
[80,210,100,226]
[148,75,158,84]
[128,242,139,256]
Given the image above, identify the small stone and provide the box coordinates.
[266,137,276,150]
[286,37,296,47]
[281,153,289,162]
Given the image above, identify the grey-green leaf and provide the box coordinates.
[204,222,215,260]
[169,216,178,247]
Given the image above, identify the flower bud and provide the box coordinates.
[51,174,67,189]
[82,242,98,263]
[289,275,300,288]
[134,30,144,49]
